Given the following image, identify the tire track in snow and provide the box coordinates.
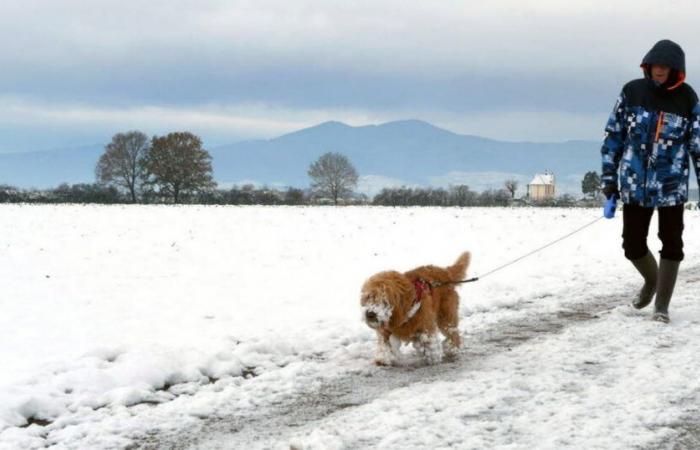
[137,264,700,450]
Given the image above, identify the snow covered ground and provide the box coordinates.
[1,204,699,449]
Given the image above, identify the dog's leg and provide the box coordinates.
[441,327,461,359]
[374,329,397,366]
[438,291,462,358]
[412,331,443,365]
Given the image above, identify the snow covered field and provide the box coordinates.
[1,204,700,449]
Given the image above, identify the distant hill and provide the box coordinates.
[0,119,604,195]
[0,145,103,189]
[209,120,599,195]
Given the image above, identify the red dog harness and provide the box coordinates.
[413,278,431,303]
[403,278,431,324]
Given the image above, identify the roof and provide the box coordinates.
[529,173,555,186]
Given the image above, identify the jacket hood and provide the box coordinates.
[641,40,686,90]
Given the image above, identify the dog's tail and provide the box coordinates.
[447,251,471,281]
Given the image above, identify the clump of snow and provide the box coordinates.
[412,332,443,365]
[373,334,397,366]
[361,300,392,326]
[290,428,345,450]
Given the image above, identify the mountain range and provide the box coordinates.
[0,119,604,196]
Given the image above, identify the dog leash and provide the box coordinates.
[432,214,605,287]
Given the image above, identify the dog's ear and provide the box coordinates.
[361,272,413,322]
[360,277,383,305]
[360,283,369,304]
[378,281,397,309]
[382,276,415,319]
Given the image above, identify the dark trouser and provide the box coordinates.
[622,204,685,262]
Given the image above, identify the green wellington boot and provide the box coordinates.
[630,251,658,310]
[651,259,680,324]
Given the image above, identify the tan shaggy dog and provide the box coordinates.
[360,252,471,366]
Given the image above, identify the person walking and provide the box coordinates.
[601,39,700,323]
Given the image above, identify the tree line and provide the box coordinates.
[0,129,606,206]
[95,131,214,204]
[372,186,583,207]
[0,182,589,207]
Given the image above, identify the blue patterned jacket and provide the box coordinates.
[601,41,700,207]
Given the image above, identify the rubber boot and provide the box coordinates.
[652,259,680,323]
[630,251,658,309]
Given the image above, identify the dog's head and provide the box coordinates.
[360,271,412,329]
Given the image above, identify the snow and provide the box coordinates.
[529,172,555,186]
[1,204,699,449]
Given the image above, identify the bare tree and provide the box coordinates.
[285,188,306,205]
[450,185,477,206]
[140,132,216,203]
[504,179,519,199]
[308,152,358,205]
[480,189,512,206]
[96,131,149,202]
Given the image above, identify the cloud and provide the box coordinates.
[3,1,699,110]
[0,95,607,153]
[2,0,699,149]
[0,96,387,150]
[0,97,315,135]
[4,1,699,75]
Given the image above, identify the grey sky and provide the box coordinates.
[2,0,700,152]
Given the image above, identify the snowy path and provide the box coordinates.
[137,264,700,450]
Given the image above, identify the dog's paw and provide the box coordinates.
[423,352,443,365]
[374,345,397,366]
[373,352,398,366]
[443,340,461,360]
[374,358,393,366]
[442,349,459,362]
[413,332,443,365]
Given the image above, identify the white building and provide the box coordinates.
[527,171,556,201]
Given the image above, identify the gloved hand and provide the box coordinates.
[604,194,618,219]
[602,184,619,200]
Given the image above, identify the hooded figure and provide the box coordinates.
[641,39,687,90]
[600,39,700,323]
